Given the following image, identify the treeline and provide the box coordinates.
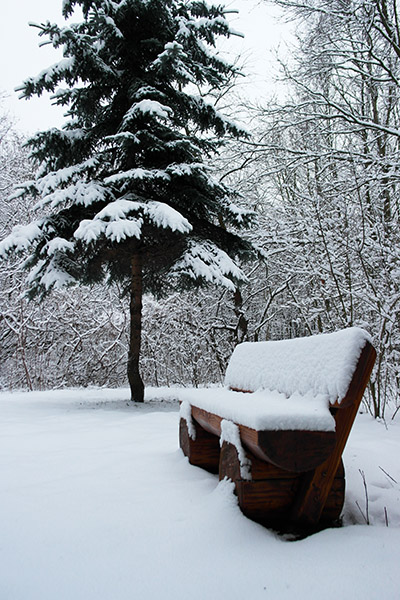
[2,0,400,420]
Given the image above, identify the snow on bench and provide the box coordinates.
[179,327,376,531]
[180,387,335,433]
[180,327,370,432]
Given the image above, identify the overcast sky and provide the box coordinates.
[0,0,288,134]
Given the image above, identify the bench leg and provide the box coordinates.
[290,342,375,526]
[320,459,345,526]
[179,417,220,474]
[220,440,344,531]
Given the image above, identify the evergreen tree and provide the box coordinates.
[0,0,255,401]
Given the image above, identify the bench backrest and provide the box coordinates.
[224,327,372,406]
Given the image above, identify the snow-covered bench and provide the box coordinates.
[179,327,376,531]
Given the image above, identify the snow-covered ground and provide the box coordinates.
[0,387,399,600]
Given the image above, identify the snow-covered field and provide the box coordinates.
[1,387,399,600]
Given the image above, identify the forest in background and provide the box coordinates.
[1,0,400,420]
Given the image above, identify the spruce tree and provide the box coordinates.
[0,0,255,401]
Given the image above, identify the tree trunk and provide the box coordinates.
[127,252,144,402]
[233,287,248,345]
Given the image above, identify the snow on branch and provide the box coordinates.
[104,168,171,186]
[34,181,109,210]
[46,237,75,256]
[17,58,76,98]
[0,222,43,257]
[74,217,143,244]
[145,201,192,234]
[32,158,100,197]
[104,219,143,243]
[152,41,185,67]
[94,199,143,221]
[38,260,76,290]
[172,240,246,290]
[122,100,174,127]
[73,199,192,244]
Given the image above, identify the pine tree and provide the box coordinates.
[0,0,255,401]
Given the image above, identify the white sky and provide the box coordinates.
[0,0,289,134]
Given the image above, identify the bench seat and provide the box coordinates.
[179,387,335,432]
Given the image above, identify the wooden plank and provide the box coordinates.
[237,479,298,524]
[220,438,301,481]
[237,475,345,530]
[320,472,345,523]
[220,441,344,529]
[179,417,220,474]
[291,341,376,526]
[192,405,336,473]
[191,406,222,437]
[219,440,242,482]
[241,428,336,473]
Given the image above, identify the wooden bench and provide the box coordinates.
[179,327,376,532]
